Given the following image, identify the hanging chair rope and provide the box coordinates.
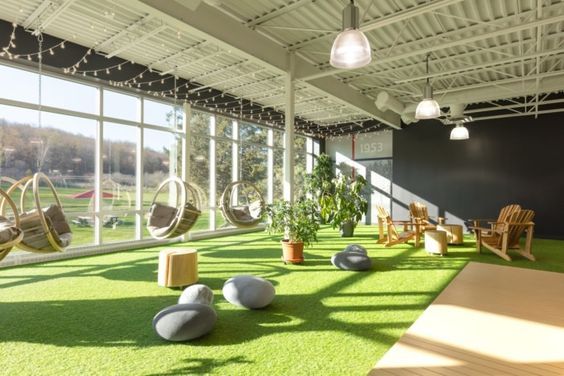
[219,180,265,228]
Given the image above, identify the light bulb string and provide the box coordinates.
[0,22,369,139]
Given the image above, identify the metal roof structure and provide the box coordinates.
[0,0,563,137]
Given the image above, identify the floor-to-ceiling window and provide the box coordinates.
[0,60,319,263]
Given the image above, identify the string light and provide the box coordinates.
[1,22,372,139]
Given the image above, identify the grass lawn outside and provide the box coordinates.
[1,225,563,375]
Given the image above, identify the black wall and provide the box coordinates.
[393,113,564,239]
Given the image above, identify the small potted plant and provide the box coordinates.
[265,198,320,264]
[328,174,368,237]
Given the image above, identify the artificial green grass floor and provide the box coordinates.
[1,226,564,376]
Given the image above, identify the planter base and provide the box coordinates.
[281,240,304,264]
[340,221,356,237]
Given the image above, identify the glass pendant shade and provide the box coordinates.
[450,124,469,140]
[330,28,372,69]
[415,82,441,119]
[415,98,441,119]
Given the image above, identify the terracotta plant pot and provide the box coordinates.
[281,240,304,264]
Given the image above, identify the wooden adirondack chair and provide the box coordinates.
[376,206,420,247]
[473,209,535,261]
[409,202,445,242]
[470,204,521,240]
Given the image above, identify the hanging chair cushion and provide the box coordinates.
[148,203,178,229]
[44,204,72,247]
[0,216,21,243]
[248,200,263,218]
[152,303,217,342]
[44,204,72,235]
[230,206,254,222]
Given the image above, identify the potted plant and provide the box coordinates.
[328,174,368,237]
[305,153,335,223]
[265,198,320,264]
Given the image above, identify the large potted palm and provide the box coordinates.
[266,198,320,264]
[328,174,368,237]
[305,153,335,223]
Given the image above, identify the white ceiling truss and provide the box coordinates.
[0,0,563,136]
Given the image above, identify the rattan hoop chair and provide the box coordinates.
[219,181,265,228]
[0,188,24,262]
[6,173,72,253]
[147,176,201,240]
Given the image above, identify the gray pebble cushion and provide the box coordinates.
[222,275,275,309]
[178,284,214,306]
[343,244,368,255]
[153,303,217,342]
[331,251,372,271]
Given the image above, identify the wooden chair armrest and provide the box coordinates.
[468,218,496,222]
[393,221,421,226]
[469,226,492,232]
[505,221,535,226]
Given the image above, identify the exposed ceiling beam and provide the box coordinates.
[161,50,223,75]
[21,0,51,29]
[402,72,564,112]
[300,8,564,81]
[395,48,564,84]
[290,0,464,50]
[131,0,401,129]
[106,24,168,58]
[40,0,76,29]
[348,31,564,86]
[246,0,313,27]
[97,14,154,51]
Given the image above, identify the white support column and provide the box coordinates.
[232,120,239,204]
[306,137,314,174]
[267,129,274,204]
[283,52,295,203]
[181,102,191,241]
[94,87,103,245]
[209,115,216,231]
[182,102,191,181]
[135,96,144,240]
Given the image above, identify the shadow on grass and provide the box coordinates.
[145,356,253,376]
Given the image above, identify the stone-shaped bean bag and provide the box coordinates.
[179,284,214,306]
[331,251,372,271]
[222,275,275,309]
[343,244,367,255]
[153,303,217,342]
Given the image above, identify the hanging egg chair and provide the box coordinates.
[147,176,201,240]
[0,188,24,262]
[8,173,73,253]
[219,181,265,228]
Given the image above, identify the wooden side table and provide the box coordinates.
[158,248,198,287]
[437,224,464,245]
[425,230,448,256]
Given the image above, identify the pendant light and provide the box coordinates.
[415,54,441,119]
[450,124,469,140]
[330,0,372,69]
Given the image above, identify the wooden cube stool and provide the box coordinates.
[425,230,448,256]
[158,248,198,287]
[437,224,464,245]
